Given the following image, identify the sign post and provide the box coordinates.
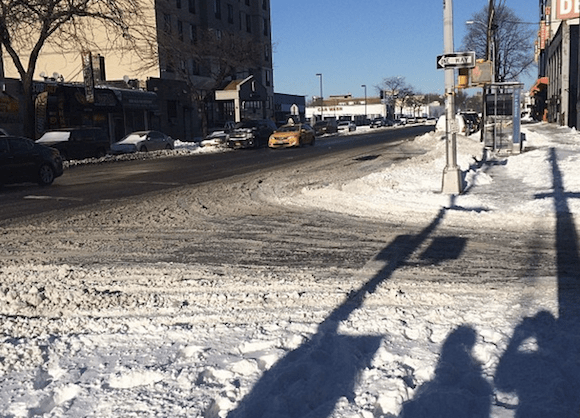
[440,0,464,194]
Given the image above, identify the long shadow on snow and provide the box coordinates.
[494,148,580,417]
[227,200,467,418]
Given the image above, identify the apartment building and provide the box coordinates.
[1,0,274,140]
[534,0,579,127]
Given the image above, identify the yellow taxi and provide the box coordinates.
[268,123,316,149]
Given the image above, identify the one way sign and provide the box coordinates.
[436,52,476,69]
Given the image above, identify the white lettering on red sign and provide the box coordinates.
[558,0,580,19]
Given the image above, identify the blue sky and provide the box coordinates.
[270,0,539,99]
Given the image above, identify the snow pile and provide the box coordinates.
[0,122,579,417]
[282,124,580,230]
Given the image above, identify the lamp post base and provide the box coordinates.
[441,166,463,194]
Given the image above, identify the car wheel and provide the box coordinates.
[38,164,55,186]
[139,146,148,152]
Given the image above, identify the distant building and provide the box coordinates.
[1,0,274,140]
[305,94,443,124]
[274,94,306,125]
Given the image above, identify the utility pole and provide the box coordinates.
[441,0,463,194]
[486,0,496,80]
[316,73,323,121]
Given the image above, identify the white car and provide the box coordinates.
[111,130,174,154]
[337,121,356,132]
[200,121,235,147]
[435,115,469,135]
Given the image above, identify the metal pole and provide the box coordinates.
[316,73,323,121]
[441,0,463,194]
[361,84,367,123]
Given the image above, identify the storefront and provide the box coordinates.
[34,83,159,142]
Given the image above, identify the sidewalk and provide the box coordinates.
[280,122,580,232]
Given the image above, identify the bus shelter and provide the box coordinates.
[482,82,524,154]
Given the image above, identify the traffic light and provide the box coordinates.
[457,68,470,89]
[471,60,493,86]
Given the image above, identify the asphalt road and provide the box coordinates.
[0,125,433,222]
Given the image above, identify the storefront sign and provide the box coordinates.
[557,0,580,19]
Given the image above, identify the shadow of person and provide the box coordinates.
[495,311,580,417]
[495,148,580,416]
[226,330,382,418]
[399,326,492,418]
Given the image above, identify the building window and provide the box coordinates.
[189,0,196,13]
[245,0,250,5]
[191,59,200,75]
[167,100,178,122]
[262,0,268,10]
[246,14,251,33]
[176,0,181,8]
[215,0,221,19]
[178,20,183,41]
[263,17,269,36]
[227,4,234,24]
[163,14,171,33]
[265,69,271,87]
[190,24,197,44]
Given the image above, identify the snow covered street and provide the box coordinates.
[0,123,579,417]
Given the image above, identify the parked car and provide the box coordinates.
[111,130,174,154]
[200,121,235,148]
[268,123,315,148]
[370,118,387,128]
[460,112,481,134]
[435,114,469,135]
[313,120,338,136]
[36,127,110,160]
[338,120,356,132]
[0,136,63,186]
[227,119,277,149]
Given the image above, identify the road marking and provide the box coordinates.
[24,195,84,202]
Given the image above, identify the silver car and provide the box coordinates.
[111,130,174,154]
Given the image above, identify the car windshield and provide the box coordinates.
[235,121,259,129]
[119,132,147,143]
[277,125,300,132]
[37,131,71,142]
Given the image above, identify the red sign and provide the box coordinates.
[557,0,580,19]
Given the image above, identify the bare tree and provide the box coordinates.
[376,76,414,117]
[461,3,535,82]
[0,0,146,138]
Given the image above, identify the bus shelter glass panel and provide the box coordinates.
[482,83,523,153]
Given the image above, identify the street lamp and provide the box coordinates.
[316,73,323,121]
[361,84,367,124]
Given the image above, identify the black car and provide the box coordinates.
[36,127,110,160]
[0,136,63,186]
[227,119,277,149]
[313,120,338,136]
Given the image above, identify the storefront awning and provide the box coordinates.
[530,77,549,96]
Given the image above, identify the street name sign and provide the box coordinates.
[437,52,476,69]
